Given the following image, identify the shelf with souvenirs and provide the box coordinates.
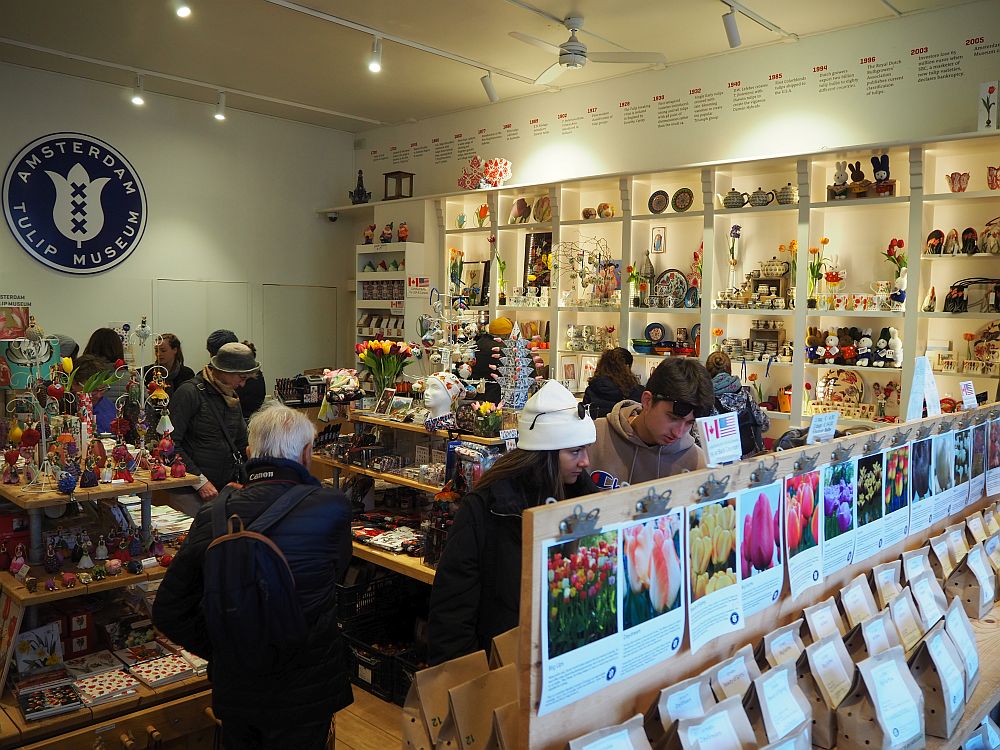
[399,404,1000,750]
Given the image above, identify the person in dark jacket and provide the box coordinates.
[153,400,353,749]
[706,351,769,457]
[144,332,195,393]
[582,347,644,418]
[428,380,598,665]
[168,343,255,515]
[238,340,267,420]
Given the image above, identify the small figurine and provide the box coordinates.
[888,328,903,368]
[2,448,20,485]
[150,530,165,558]
[111,440,131,464]
[25,577,37,593]
[112,538,131,563]
[57,470,77,495]
[871,154,894,196]
[100,463,113,483]
[848,161,871,193]
[77,547,94,570]
[126,560,143,575]
[149,457,167,481]
[45,578,57,592]
[9,544,26,575]
[159,554,174,567]
[61,572,77,588]
[922,286,936,313]
[170,455,187,478]
[88,436,107,468]
[348,169,372,205]
[92,565,106,581]
[128,533,142,558]
[397,221,409,242]
[80,456,99,488]
[106,559,123,576]
[157,435,175,462]
[112,459,133,483]
[856,329,873,368]
[363,224,376,244]
[379,222,394,243]
[94,535,109,561]
[70,535,83,564]
[0,543,9,572]
[43,543,60,573]
[78,572,93,585]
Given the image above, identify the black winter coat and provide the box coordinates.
[428,473,597,665]
[581,376,644,419]
[170,373,248,491]
[152,457,354,725]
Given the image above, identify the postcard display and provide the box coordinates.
[515,404,1000,749]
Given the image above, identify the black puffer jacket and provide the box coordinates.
[152,457,354,725]
[581,376,644,419]
[169,372,248,490]
[428,472,597,665]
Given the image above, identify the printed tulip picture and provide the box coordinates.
[911,438,933,502]
[546,531,619,658]
[972,424,987,478]
[738,487,781,579]
[884,446,909,514]
[932,432,955,494]
[688,498,737,602]
[954,430,971,486]
[822,461,856,540]
[622,514,682,629]
[785,470,820,556]
[989,421,1000,471]
[856,454,884,527]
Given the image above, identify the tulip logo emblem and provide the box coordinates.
[45,164,110,248]
[3,132,146,274]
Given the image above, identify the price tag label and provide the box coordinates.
[960,381,978,410]
[696,412,742,466]
[390,299,404,310]
[499,428,518,451]
[807,412,839,444]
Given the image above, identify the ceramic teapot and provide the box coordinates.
[748,187,775,207]
[721,188,750,209]
[776,182,799,205]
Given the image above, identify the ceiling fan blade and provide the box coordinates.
[509,31,562,56]
[533,62,565,86]
[587,51,666,64]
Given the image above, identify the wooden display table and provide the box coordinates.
[314,455,442,495]
[351,541,435,585]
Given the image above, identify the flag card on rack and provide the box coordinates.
[697,412,742,467]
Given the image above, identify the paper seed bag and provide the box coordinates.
[944,595,981,699]
[967,511,989,544]
[759,723,811,750]
[840,574,879,629]
[568,714,653,750]
[435,663,517,750]
[907,621,966,738]
[900,547,934,584]
[946,522,972,565]
[872,561,904,609]
[706,644,762,701]
[838,646,925,750]
[489,627,519,670]
[861,609,901,657]
[945,541,997,619]
[402,650,489,749]
[909,572,949,630]
[645,673,716,745]
[887,587,927,653]
[984,502,1000,535]
[752,663,812,743]
[761,618,806,668]
[483,700,518,750]
[983,532,1000,581]
[802,633,856,748]
[739,678,770,748]
[677,695,757,750]
[803,597,847,641]
[928,532,956,581]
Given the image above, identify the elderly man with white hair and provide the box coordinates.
[154,400,354,750]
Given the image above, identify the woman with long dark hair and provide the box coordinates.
[428,380,598,664]
[145,333,195,392]
[582,347,643,418]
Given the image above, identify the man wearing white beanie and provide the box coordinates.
[428,380,597,664]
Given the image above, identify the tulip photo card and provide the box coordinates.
[987,419,1000,498]
[882,446,910,549]
[854,452,886,563]
[736,481,784,617]
[686,497,744,654]
[619,510,686,680]
[951,428,973,512]
[783,470,822,600]
[932,431,957,522]
[821,460,857,576]
[971,423,988,503]
[539,529,622,716]
[909,438,934,533]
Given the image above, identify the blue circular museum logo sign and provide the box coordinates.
[3,132,146,274]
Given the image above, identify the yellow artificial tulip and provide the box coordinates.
[8,421,23,445]
[61,357,73,374]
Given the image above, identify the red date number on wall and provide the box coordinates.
[911,47,928,55]
[859,57,876,64]
[529,118,539,125]
[967,37,985,45]
[503,123,512,129]
[478,128,486,134]
[813,65,827,72]
[453,133,462,139]
[557,113,567,119]
[431,138,439,144]
[769,73,783,80]
[728,80,741,88]
[688,88,701,95]
[587,107,597,113]
[619,101,630,108]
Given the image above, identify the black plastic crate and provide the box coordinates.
[336,573,400,622]
[344,630,408,702]
[393,645,428,706]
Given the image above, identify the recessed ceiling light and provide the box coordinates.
[214,91,226,120]
[176,4,192,18]
[368,36,382,73]
[131,74,145,106]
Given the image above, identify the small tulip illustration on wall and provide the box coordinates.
[980,82,998,130]
[984,85,996,126]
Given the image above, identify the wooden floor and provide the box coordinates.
[336,686,402,750]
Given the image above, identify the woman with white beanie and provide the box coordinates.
[428,380,598,664]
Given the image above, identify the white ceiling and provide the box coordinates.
[0,0,973,133]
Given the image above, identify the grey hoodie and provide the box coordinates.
[588,401,706,488]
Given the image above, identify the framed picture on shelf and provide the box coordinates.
[580,356,598,389]
[523,231,552,290]
[651,226,666,254]
[373,388,396,415]
[563,358,577,382]
[461,260,490,307]
[387,395,414,421]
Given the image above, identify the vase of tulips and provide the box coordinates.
[355,337,413,396]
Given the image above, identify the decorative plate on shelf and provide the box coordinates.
[653,268,690,307]
[691,323,701,343]
[684,286,700,308]
[648,190,669,214]
[644,322,667,343]
[816,369,865,403]
[671,188,695,213]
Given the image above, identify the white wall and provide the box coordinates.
[0,63,356,377]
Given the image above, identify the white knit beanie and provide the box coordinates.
[516,380,596,451]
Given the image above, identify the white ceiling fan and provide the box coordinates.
[510,16,666,86]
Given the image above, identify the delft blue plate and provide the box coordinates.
[644,322,666,343]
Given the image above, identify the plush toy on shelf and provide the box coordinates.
[874,328,890,367]
[856,329,874,367]
[823,333,839,365]
[887,328,903,368]
[889,268,907,306]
